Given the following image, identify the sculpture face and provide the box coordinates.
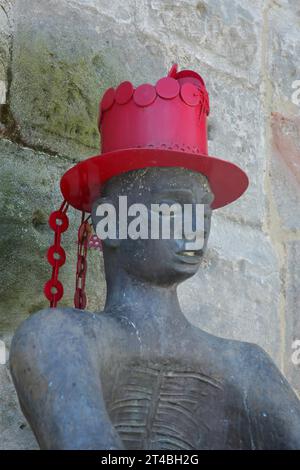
[92,167,213,286]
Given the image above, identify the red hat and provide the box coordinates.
[60,64,248,211]
[45,64,249,310]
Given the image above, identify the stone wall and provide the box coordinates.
[0,0,299,449]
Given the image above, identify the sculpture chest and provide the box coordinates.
[103,358,244,450]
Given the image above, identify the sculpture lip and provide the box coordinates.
[175,250,202,264]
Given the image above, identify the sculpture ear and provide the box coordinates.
[91,196,121,249]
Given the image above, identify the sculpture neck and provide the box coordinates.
[104,268,190,336]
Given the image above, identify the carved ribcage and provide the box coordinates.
[108,362,223,450]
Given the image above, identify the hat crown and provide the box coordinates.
[98,65,210,156]
[59,63,249,214]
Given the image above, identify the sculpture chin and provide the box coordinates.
[172,257,202,279]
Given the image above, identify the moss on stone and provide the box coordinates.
[10,32,123,157]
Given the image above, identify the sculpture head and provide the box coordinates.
[92,167,213,287]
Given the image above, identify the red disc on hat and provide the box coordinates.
[180,82,200,106]
[176,70,206,88]
[115,81,134,105]
[156,77,180,99]
[101,87,115,111]
[134,84,157,107]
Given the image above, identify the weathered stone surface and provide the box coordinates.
[0,0,12,128]
[284,241,300,392]
[268,5,300,116]
[9,0,165,158]
[206,71,266,226]
[0,139,105,336]
[267,1,300,236]
[0,334,38,449]
[265,2,300,230]
[178,214,282,365]
[271,112,300,230]
[0,1,11,84]
[136,0,263,85]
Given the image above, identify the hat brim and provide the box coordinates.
[60,148,249,212]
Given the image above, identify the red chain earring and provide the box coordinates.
[44,202,102,310]
[44,200,69,308]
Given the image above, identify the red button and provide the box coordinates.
[180,82,200,106]
[156,77,180,99]
[115,81,134,104]
[134,84,157,107]
[101,87,115,111]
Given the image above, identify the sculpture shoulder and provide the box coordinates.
[11,306,123,338]
[239,341,285,383]
[10,307,126,366]
[197,329,295,392]
[235,340,288,388]
[239,340,300,411]
[192,327,269,372]
[208,334,278,376]
[188,326,275,385]
[240,341,300,448]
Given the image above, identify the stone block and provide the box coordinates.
[136,0,263,85]
[271,112,300,230]
[268,5,300,115]
[0,334,38,449]
[284,241,300,394]
[10,0,165,158]
[206,71,266,227]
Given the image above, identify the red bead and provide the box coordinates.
[47,245,66,268]
[156,77,180,99]
[180,82,200,106]
[44,279,64,302]
[49,211,69,233]
[134,84,156,107]
[101,87,115,111]
[115,81,134,105]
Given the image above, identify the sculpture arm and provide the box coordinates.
[10,308,124,450]
[244,344,300,449]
